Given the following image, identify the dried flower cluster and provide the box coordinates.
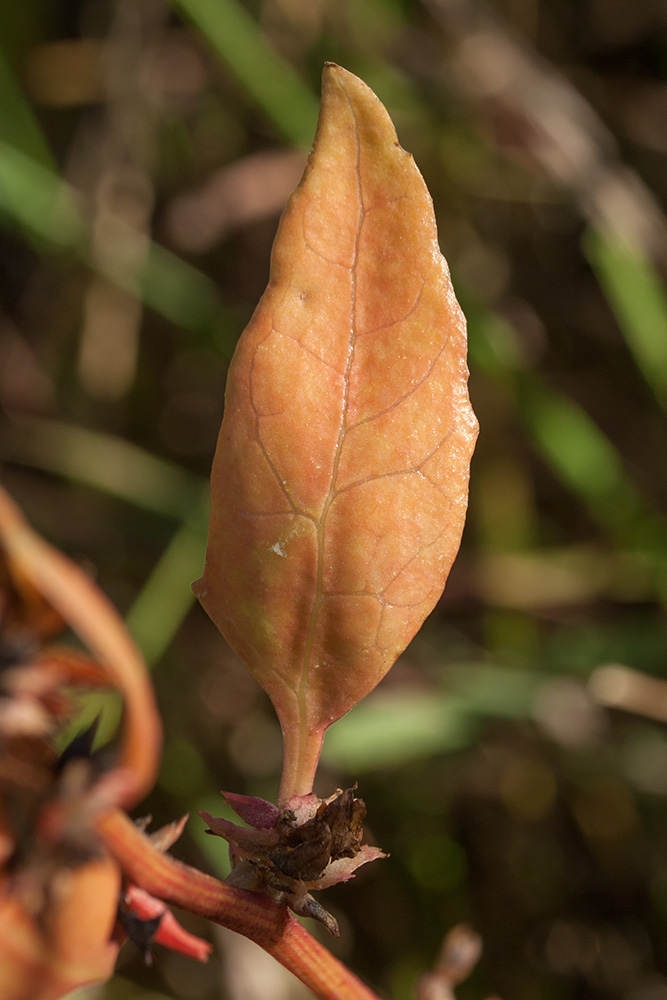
[202,786,386,935]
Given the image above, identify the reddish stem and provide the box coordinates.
[97,809,383,1000]
[278,720,325,804]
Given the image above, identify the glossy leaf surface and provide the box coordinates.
[194,64,478,800]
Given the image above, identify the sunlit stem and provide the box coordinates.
[278,722,325,806]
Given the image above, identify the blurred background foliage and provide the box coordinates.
[1,0,667,998]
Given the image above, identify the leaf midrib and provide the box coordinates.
[296,77,365,735]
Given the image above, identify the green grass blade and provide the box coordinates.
[518,380,658,545]
[585,227,667,413]
[323,664,542,771]
[4,419,205,519]
[170,0,319,145]
[467,294,667,557]
[126,489,210,665]
[139,238,235,343]
[0,138,87,251]
[0,140,226,337]
[0,41,55,168]
[5,418,210,667]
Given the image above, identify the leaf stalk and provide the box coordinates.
[278,720,325,804]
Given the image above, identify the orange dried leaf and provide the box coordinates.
[194,64,478,801]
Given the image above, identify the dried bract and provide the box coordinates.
[201,787,386,936]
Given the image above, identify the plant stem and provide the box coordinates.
[98,809,383,1000]
[278,721,325,804]
[0,487,161,808]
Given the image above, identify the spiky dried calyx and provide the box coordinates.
[200,787,386,936]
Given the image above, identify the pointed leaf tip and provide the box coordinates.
[196,65,478,799]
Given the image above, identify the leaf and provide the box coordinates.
[194,64,478,801]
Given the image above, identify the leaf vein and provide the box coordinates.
[357,276,425,338]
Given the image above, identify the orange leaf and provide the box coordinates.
[194,64,478,801]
